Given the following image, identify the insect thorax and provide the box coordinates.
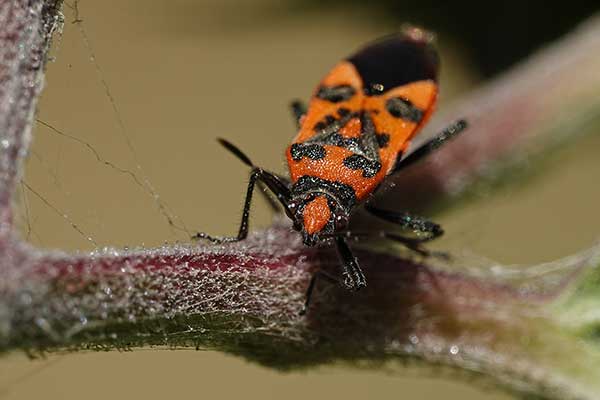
[290,175,357,213]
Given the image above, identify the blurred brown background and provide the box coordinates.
[2,0,599,399]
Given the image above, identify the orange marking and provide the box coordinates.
[303,196,331,234]
[288,66,438,199]
[365,80,438,174]
[385,80,437,109]
[287,145,387,200]
[339,117,361,138]
[293,62,364,143]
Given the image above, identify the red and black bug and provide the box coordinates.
[194,28,467,311]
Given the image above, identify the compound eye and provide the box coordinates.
[334,214,349,231]
[287,201,298,213]
[286,201,298,217]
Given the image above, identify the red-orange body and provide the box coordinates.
[285,33,439,237]
[196,30,466,296]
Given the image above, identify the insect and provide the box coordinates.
[194,28,467,310]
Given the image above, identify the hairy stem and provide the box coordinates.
[0,0,63,232]
[2,226,600,400]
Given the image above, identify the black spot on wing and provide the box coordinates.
[324,115,337,125]
[376,133,390,148]
[291,143,326,161]
[313,114,339,132]
[313,121,327,131]
[386,97,424,123]
[316,85,356,103]
[343,154,382,178]
[313,111,359,134]
[325,133,359,148]
[348,34,438,95]
[337,107,351,117]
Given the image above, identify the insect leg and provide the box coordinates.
[257,171,291,214]
[393,119,467,172]
[258,184,282,213]
[380,231,451,260]
[365,204,443,242]
[216,137,291,214]
[299,270,339,315]
[290,100,307,128]
[334,230,446,259]
[382,232,438,257]
[335,237,367,291]
[192,167,291,243]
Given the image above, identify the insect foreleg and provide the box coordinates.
[193,168,290,243]
[335,237,367,291]
[216,137,292,215]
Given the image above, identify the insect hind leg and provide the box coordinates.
[365,204,443,242]
[393,119,467,172]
